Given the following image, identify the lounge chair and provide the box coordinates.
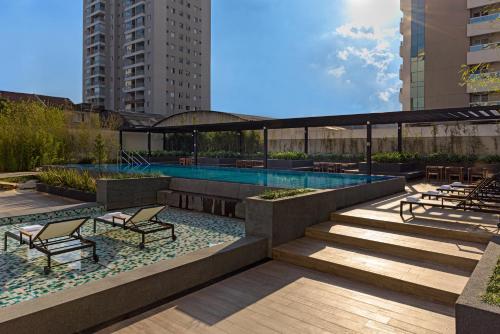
[400,176,500,225]
[422,177,500,202]
[94,205,176,249]
[3,217,98,274]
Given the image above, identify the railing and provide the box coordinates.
[470,101,500,107]
[469,12,500,24]
[120,150,150,166]
[470,42,500,52]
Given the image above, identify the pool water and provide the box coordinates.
[0,206,244,308]
[70,164,392,189]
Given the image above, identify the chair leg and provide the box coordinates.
[93,220,97,234]
[4,234,7,251]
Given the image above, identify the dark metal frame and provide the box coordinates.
[93,207,176,249]
[4,217,98,275]
[118,106,500,176]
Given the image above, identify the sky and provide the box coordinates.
[0,0,402,118]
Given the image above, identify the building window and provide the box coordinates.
[410,0,425,111]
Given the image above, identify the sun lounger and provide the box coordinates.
[3,217,98,274]
[94,205,176,249]
[422,177,500,202]
[401,175,500,225]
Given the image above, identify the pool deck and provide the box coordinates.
[0,189,91,218]
[98,261,455,334]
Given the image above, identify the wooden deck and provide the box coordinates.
[98,261,455,334]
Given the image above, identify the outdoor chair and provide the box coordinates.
[400,176,500,226]
[421,177,500,203]
[3,217,98,274]
[94,205,176,249]
[468,167,486,184]
[426,166,443,182]
[445,166,464,183]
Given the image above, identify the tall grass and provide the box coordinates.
[39,169,96,193]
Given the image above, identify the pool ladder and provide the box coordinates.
[119,150,150,167]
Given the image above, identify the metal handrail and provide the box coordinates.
[119,150,150,166]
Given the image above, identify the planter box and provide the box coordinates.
[198,157,238,166]
[36,183,96,202]
[359,162,420,173]
[245,177,405,256]
[97,177,171,210]
[456,236,500,334]
[267,159,314,170]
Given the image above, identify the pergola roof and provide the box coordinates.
[120,106,500,134]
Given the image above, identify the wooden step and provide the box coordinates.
[307,221,485,272]
[273,237,470,305]
[330,212,493,244]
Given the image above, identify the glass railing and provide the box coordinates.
[469,71,500,80]
[470,42,500,52]
[470,12,500,24]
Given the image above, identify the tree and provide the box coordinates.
[93,133,106,166]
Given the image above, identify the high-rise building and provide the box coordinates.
[83,0,211,116]
[400,0,500,110]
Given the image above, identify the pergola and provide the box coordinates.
[119,106,500,176]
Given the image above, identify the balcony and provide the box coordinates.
[468,13,500,36]
[467,42,500,64]
[467,0,500,9]
[466,71,500,93]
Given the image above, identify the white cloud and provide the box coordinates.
[327,66,346,78]
[337,50,349,61]
[378,86,400,102]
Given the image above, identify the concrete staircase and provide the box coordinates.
[273,213,488,306]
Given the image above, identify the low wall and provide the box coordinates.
[158,178,280,219]
[97,177,171,210]
[245,177,405,255]
[0,236,268,334]
[36,183,96,202]
[198,157,238,166]
[456,236,500,334]
[267,159,314,170]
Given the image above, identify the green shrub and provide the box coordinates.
[479,155,500,164]
[372,152,419,163]
[423,152,477,164]
[99,172,162,180]
[132,150,189,158]
[39,169,96,193]
[482,257,500,306]
[269,151,308,160]
[259,188,314,200]
[200,150,241,158]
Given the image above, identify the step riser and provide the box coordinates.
[305,229,478,272]
[330,213,491,244]
[273,249,459,306]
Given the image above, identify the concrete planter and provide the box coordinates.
[456,236,500,334]
[198,157,238,166]
[36,183,96,202]
[359,162,420,173]
[267,159,314,170]
[97,177,171,210]
[245,177,405,255]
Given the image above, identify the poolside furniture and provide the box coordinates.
[400,176,500,223]
[179,157,193,166]
[426,166,443,182]
[3,217,98,274]
[445,166,464,183]
[421,177,499,202]
[94,205,176,249]
[468,167,486,184]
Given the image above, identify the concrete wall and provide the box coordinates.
[0,237,267,334]
[456,236,500,333]
[122,122,500,157]
[245,177,406,255]
[97,177,171,210]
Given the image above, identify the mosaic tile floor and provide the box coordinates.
[0,206,244,308]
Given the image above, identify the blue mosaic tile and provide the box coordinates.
[0,207,245,308]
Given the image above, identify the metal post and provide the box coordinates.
[263,127,268,169]
[119,130,123,152]
[147,132,151,158]
[366,121,372,177]
[304,127,309,155]
[193,130,198,165]
[163,132,167,151]
[397,122,403,153]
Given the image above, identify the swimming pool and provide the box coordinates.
[69,164,392,190]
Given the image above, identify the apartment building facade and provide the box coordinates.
[83,0,211,116]
[400,0,500,110]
